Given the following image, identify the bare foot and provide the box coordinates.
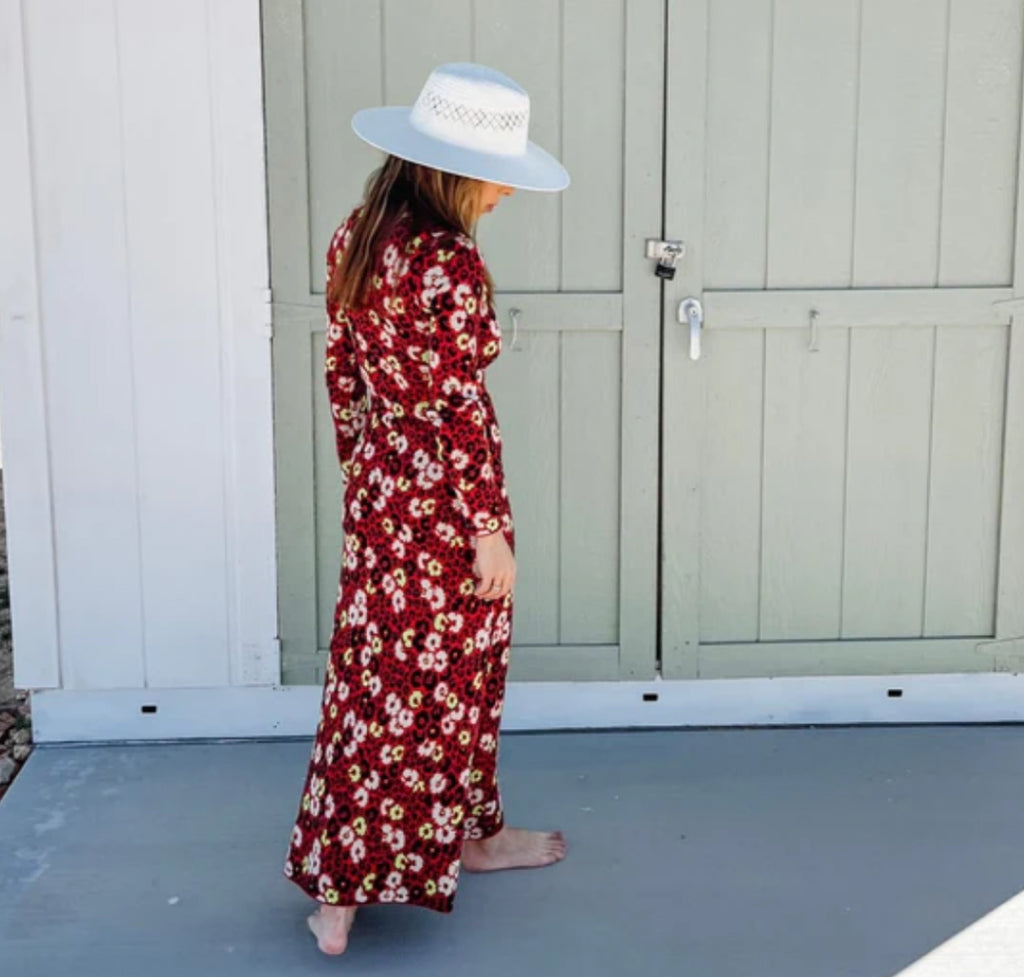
[306,904,356,955]
[461,826,568,872]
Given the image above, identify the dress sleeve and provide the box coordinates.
[416,235,510,538]
[324,219,369,480]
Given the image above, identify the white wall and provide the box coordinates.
[0,0,277,691]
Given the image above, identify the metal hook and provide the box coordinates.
[508,307,522,351]
[808,307,820,352]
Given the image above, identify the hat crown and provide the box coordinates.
[410,63,530,159]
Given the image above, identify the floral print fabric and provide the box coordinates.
[282,206,515,913]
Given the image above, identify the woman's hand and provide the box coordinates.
[472,530,516,600]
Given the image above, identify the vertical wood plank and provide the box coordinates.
[474,0,561,292]
[842,327,934,637]
[925,325,1006,636]
[853,0,949,286]
[305,0,384,295]
[760,328,848,640]
[704,0,772,289]
[118,0,230,688]
[24,0,145,689]
[486,331,560,645]
[995,52,1024,641]
[767,0,860,288]
[261,0,313,303]
[700,330,764,642]
[939,0,1023,286]
[560,332,619,646]
[0,0,61,687]
[274,316,320,672]
[662,0,708,677]
[560,0,624,292]
[207,0,278,686]
[618,0,663,679]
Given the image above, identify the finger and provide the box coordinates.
[475,573,496,597]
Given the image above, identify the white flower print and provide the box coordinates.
[421,264,451,303]
[417,648,448,673]
[429,772,447,794]
[350,838,366,864]
[307,838,322,876]
[339,824,355,846]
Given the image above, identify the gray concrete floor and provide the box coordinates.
[3,726,1024,976]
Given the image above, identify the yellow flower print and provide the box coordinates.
[383,517,394,535]
[427,559,443,577]
[369,720,385,738]
[393,568,407,587]
[372,274,383,289]
[420,498,436,514]
[425,879,438,895]
[451,806,464,826]
[397,476,411,492]
[458,730,472,747]
[483,340,499,357]
[349,765,362,783]
[402,628,416,648]
[329,703,338,719]
[325,354,337,370]
[437,248,454,262]
[371,635,383,654]
[433,612,449,632]
[459,579,475,596]
[419,823,435,840]
[464,637,475,655]
[320,829,331,846]
[395,852,408,870]
[470,769,483,783]
[408,690,423,709]
[465,295,478,314]
[343,648,355,666]
[393,402,406,417]
[456,332,472,350]
[389,805,405,821]
[324,888,340,904]
[446,692,459,710]
[301,795,310,812]
[392,745,405,762]
[353,817,367,837]
[362,873,377,892]
[432,743,444,762]
[361,669,373,688]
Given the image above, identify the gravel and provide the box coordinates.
[0,471,33,797]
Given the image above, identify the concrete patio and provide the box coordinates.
[3,725,1024,976]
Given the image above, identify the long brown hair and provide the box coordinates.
[328,155,494,310]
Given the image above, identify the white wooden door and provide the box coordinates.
[661,0,1024,679]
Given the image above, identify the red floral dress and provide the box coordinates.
[282,205,515,914]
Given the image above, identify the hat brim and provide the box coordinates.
[351,107,570,192]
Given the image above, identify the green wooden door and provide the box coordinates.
[661,0,1024,679]
[263,0,665,684]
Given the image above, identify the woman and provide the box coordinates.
[282,63,571,955]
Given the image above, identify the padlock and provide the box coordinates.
[655,262,677,281]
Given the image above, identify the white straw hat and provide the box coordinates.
[351,62,570,192]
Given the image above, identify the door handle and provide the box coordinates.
[678,297,703,361]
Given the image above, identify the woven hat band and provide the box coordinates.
[410,68,530,158]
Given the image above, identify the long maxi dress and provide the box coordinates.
[282,206,516,914]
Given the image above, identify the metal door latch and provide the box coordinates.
[678,297,703,360]
[645,238,685,280]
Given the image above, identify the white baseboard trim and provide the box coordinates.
[27,671,1024,743]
